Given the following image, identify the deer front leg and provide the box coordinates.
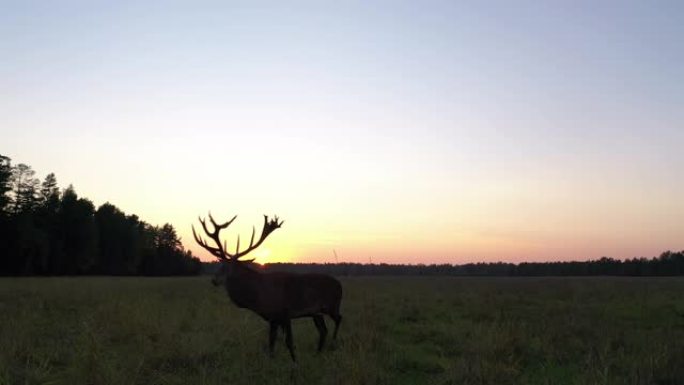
[269,321,279,356]
[283,319,296,362]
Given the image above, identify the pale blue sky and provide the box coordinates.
[1,1,682,262]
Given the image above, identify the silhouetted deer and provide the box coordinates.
[193,213,342,362]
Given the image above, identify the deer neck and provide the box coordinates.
[224,262,262,309]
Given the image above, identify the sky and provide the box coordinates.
[1,1,682,264]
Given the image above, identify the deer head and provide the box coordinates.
[192,213,283,283]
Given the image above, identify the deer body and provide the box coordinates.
[219,263,342,320]
[195,214,342,361]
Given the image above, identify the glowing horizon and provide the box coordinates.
[2,1,682,264]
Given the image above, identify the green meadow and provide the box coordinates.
[1,276,683,385]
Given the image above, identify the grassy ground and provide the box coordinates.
[1,276,683,385]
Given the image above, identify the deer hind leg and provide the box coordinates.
[268,321,279,356]
[312,315,328,352]
[330,313,342,339]
[283,319,296,362]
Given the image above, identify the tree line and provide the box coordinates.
[3,153,681,277]
[258,252,684,276]
[0,154,201,276]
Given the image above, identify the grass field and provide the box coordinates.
[1,276,684,385]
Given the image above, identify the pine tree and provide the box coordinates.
[11,163,40,213]
[0,155,13,214]
[40,173,60,209]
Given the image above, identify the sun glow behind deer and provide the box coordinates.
[253,248,272,264]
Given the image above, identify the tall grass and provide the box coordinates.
[1,277,683,384]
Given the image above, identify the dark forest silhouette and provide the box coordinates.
[0,154,201,276]
[258,252,684,277]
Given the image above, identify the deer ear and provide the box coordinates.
[241,258,255,263]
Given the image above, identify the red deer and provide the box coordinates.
[192,213,342,362]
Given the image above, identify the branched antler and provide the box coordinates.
[192,213,283,260]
